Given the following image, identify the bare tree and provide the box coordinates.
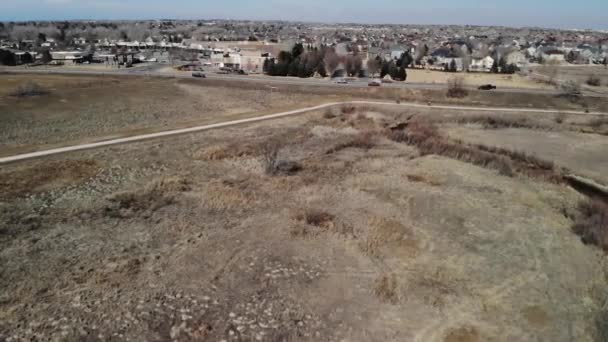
[367,57,381,77]
[345,55,363,77]
[323,49,340,78]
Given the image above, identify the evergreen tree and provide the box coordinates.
[396,67,407,81]
[490,59,499,73]
[380,60,390,78]
[291,43,304,60]
[449,59,457,72]
[498,57,508,74]
[263,58,270,74]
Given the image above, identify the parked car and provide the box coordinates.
[478,84,497,90]
[368,79,382,87]
[334,78,348,84]
[192,72,206,78]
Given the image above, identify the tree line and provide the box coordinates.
[263,43,409,81]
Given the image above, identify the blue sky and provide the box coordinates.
[1,0,607,30]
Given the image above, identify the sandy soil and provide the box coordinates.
[1,106,606,341]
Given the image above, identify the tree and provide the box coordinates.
[323,50,340,77]
[395,67,407,81]
[367,57,381,77]
[263,58,271,73]
[0,49,16,66]
[345,55,362,77]
[397,51,413,68]
[291,43,304,60]
[603,57,608,69]
[498,57,508,74]
[39,49,52,63]
[449,59,457,72]
[490,59,499,73]
[37,32,46,44]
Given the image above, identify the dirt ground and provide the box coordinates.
[1,105,607,341]
[0,74,336,157]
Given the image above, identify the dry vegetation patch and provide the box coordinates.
[0,159,99,199]
[9,82,50,98]
[447,77,468,98]
[374,273,400,304]
[571,199,608,251]
[104,176,190,218]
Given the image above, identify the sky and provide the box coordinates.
[1,0,607,30]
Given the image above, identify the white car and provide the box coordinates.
[334,78,348,84]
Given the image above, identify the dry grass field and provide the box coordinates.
[3,73,608,159]
[405,68,552,89]
[1,102,607,341]
[0,74,337,157]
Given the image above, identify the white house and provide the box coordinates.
[470,56,494,72]
[505,51,527,67]
[51,51,86,64]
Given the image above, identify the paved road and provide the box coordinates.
[5,65,603,97]
[1,100,606,165]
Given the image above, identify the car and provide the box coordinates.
[334,78,348,84]
[478,84,497,90]
[368,79,382,87]
[192,72,206,78]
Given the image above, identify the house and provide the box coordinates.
[51,51,86,64]
[504,51,527,67]
[470,56,494,72]
[542,50,565,63]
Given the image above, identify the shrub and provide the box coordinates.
[446,77,468,98]
[560,80,581,97]
[554,112,566,124]
[259,138,302,175]
[340,105,356,115]
[374,274,399,304]
[104,176,190,218]
[323,108,336,119]
[571,199,608,251]
[299,209,335,228]
[454,115,537,129]
[586,75,602,87]
[10,82,49,97]
[326,131,376,154]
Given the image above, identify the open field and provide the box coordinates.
[3,73,608,159]
[404,68,552,89]
[0,74,338,157]
[1,103,607,341]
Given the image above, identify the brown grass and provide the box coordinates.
[388,120,563,181]
[571,199,608,251]
[374,273,399,304]
[406,174,442,186]
[451,115,547,130]
[0,159,100,199]
[201,180,254,212]
[104,176,190,218]
[326,131,376,154]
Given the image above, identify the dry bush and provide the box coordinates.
[258,136,303,175]
[571,199,608,251]
[587,75,602,87]
[104,176,190,218]
[196,143,256,161]
[560,80,582,97]
[406,174,442,186]
[295,209,335,228]
[323,108,337,119]
[554,112,566,124]
[10,82,50,97]
[340,105,357,115]
[201,180,253,212]
[374,273,399,304]
[326,131,376,154]
[446,76,468,98]
[453,115,545,130]
[587,117,608,128]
